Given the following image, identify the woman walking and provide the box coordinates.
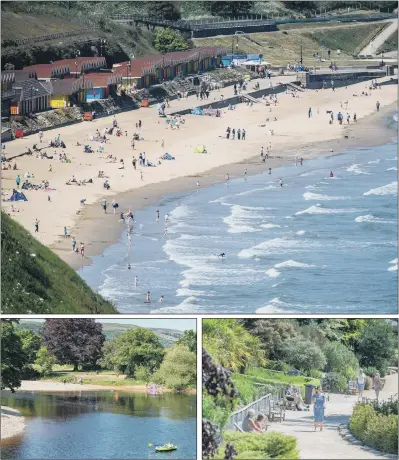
[312,387,326,431]
[373,373,382,401]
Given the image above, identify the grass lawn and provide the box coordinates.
[193,22,385,65]
[248,368,320,387]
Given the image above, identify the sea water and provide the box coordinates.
[80,136,397,315]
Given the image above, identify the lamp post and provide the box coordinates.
[75,50,80,79]
[100,39,106,57]
[127,62,131,87]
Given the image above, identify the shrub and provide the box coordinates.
[20,365,40,380]
[370,398,398,416]
[322,341,359,380]
[321,372,347,393]
[309,369,323,379]
[134,365,151,383]
[217,431,299,459]
[350,403,398,454]
[281,340,326,373]
[363,366,380,378]
[264,360,290,373]
[202,392,236,429]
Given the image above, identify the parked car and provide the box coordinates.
[287,369,301,376]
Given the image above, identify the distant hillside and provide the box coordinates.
[1,212,116,314]
[16,321,183,347]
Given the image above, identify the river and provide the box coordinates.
[1,390,196,459]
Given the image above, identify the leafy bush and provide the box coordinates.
[281,340,326,373]
[321,372,347,393]
[322,340,359,380]
[370,398,398,416]
[134,365,151,383]
[264,360,290,373]
[309,368,323,379]
[363,366,381,378]
[217,431,299,459]
[202,392,236,429]
[350,403,398,454]
[20,365,40,380]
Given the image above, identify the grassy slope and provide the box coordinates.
[1,212,116,314]
[377,30,398,54]
[193,22,385,65]
[16,320,183,347]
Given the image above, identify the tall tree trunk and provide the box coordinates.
[73,362,79,371]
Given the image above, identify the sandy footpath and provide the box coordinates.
[2,75,396,268]
[9,380,195,394]
[1,406,26,440]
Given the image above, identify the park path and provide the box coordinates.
[268,374,398,459]
[359,19,398,56]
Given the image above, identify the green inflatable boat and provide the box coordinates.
[155,445,177,452]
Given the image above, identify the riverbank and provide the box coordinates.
[14,380,196,394]
[2,75,396,269]
[1,406,25,441]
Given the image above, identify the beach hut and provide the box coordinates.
[48,77,93,108]
[85,73,122,101]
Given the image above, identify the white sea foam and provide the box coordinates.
[355,215,396,224]
[367,159,381,164]
[388,264,398,272]
[261,223,281,229]
[223,205,268,233]
[274,260,315,269]
[364,182,397,196]
[238,238,317,259]
[387,167,398,171]
[176,288,213,297]
[256,298,286,313]
[234,185,276,197]
[295,205,363,215]
[169,204,193,220]
[266,268,280,278]
[151,296,201,313]
[303,192,349,201]
[346,164,370,175]
[390,258,398,264]
[296,230,306,235]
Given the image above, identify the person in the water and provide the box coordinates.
[145,291,151,303]
[135,276,138,287]
[127,263,131,269]
[279,178,283,187]
[217,253,226,259]
[330,171,334,177]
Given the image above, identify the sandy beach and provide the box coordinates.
[1,406,25,440]
[2,75,396,268]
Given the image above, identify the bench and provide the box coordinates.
[269,400,286,422]
[348,380,357,395]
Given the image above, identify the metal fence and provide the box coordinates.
[2,28,101,47]
[225,393,272,431]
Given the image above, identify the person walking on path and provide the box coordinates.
[312,387,326,431]
[373,373,382,400]
[357,369,365,401]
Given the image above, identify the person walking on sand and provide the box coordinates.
[161,138,164,148]
[112,199,118,214]
[34,218,39,233]
[141,171,143,181]
[80,242,85,258]
[244,168,248,179]
[376,101,380,112]
[225,173,230,183]
[308,107,312,118]
[346,112,350,124]
[312,387,326,431]
[39,130,43,143]
[260,146,264,158]
[132,156,137,170]
[373,373,382,400]
[16,174,21,188]
[242,128,246,140]
[232,128,235,140]
[101,199,107,214]
[64,226,68,238]
[357,369,365,401]
[72,237,77,252]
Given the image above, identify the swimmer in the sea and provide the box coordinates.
[216,252,226,259]
[279,178,283,187]
[269,168,272,174]
[127,263,131,269]
[159,295,164,303]
[330,171,334,177]
[156,209,160,221]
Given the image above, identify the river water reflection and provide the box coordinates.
[1,390,196,459]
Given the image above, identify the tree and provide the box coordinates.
[147,2,181,21]
[241,319,298,361]
[283,1,317,10]
[42,319,105,370]
[357,320,397,375]
[207,1,254,18]
[16,329,42,363]
[322,340,359,379]
[203,319,265,372]
[176,329,197,353]
[282,339,327,373]
[154,345,196,391]
[1,321,27,392]
[100,328,164,377]
[35,346,56,376]
[154,28,190,54]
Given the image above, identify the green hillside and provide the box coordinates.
[1,212,116,314]
[16,321,183,347]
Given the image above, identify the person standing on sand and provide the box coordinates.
[39,130,43,143]
[101,199,107,213]
[72,237,77,252]
[112,200,118,214]
[261,146,264,158]
[232,128,235,140]
[34,218,39,233]
[225,173,229,183]
[308,107,312,118]
[237,128,241,140]
[346,113,350,124]
[132,156,137,170]
[353,113,357,122]
[376,101,380,112]
[16,174,21,188]
[141,171,143,181]
[80,242,85,258]
[242,128,246,140]
[161,138,164,148]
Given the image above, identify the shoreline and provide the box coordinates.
[0,406,26,441]
[62,102,397,271]
[3,380,196,394]
[2,76,396,272]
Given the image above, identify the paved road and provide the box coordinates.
[359,19,398,56]
[268,374,398,459]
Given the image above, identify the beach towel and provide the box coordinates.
[194,145,206,154]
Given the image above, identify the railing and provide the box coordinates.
[1,28,101,47]
[225,393,272,431]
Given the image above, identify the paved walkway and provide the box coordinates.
[268,374,398,459]
[359,19,398,56]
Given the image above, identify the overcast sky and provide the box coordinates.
[23,318,196,331]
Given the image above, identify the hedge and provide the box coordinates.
[349,403,398,454]
[214,431,299,460]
